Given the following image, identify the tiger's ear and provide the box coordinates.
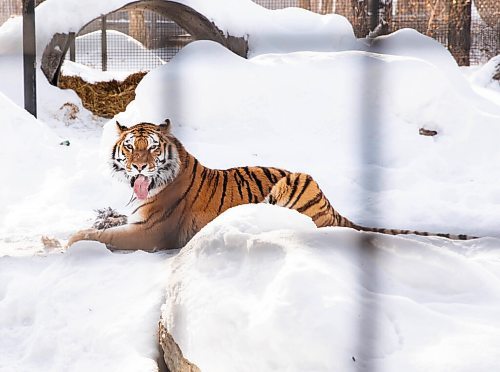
[159,119,171,134]
[116,121,128,133]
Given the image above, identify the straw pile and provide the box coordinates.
[58,71,147,118]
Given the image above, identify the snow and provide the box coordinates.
[0,91,127,256]
[1,0,500,371]
[162,204,500,372]
[469,54,500,93]
[61,60,133,83]
[0,243,170,371]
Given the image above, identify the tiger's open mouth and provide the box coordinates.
[131,174,151,200]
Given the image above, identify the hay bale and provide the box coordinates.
[58,71,147,118]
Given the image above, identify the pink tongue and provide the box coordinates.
[133,175,150,200]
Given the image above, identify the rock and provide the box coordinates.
[158,321,201,372]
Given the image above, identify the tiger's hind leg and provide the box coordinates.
[265,173,355,228]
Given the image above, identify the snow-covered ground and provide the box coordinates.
[1,0,500,371]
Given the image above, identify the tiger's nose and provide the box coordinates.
[132,164,147,172]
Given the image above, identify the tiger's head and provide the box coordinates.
[111,119,181,200]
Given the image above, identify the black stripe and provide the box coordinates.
[267,194,275,204]
[205,168,214,186]
[146,158,198,228]
[233,171,244,199]
[191,167,209,205]
[284,176,301,207]
[288,176,312,209]
[260,167,276,184]
[167,144,173,160]
[111,144,117,159]
[311,208,330,222]
[235,168,253,203]
[274,168,287,178]
[243,167,264,199]
[297,191,323,214]
[181,159,199,200]
[217,172,228,213]
[203,171,220,209]
[249,169,265,198]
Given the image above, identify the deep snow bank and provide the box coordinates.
[0,92,129,256]
[162,204,500,372]
[0,244,169,371]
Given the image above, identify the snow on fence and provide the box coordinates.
[1,0,498,68]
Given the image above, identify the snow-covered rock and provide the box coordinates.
[161,204,500,372]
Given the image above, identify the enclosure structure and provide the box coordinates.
[40,0,248,84]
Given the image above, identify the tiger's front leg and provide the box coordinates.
[67,228,101,247]
[67,224,167,252]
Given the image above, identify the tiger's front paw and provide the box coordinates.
[66,228,100,248]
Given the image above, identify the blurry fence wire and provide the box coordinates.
[1,0,498,69]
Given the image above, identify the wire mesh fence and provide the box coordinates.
[0,0,498,69]
[70,10,191,71]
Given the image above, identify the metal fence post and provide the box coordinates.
[369,0,379,31]
[22,0,37,117]
[101,15,107,71]
[69,31,76,62]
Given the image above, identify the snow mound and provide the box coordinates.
[0,243,169,371]
[162,204,500,372]
[0,92,60,204]
[0,92,129,256]
[470,54,500,93]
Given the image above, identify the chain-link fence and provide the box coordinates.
[69,10,190,71]
[1,0,499,68]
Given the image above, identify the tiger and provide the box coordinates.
[67,120,475,251]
